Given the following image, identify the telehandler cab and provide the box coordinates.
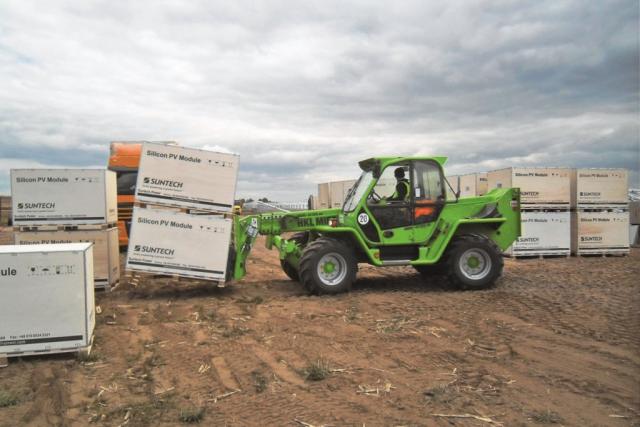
[231,156,521,294]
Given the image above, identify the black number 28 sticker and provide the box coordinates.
[357,213,369,225]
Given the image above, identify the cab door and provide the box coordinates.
[411,160,446,244]
[360,160,445,261]
[358,163,414,261]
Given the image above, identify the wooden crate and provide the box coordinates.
[0,196,12,226]
[630,225,639,248]
[629,201,640,225]
[570,168,628,208]
[445,175,459,200]
[14,228,120,291]
[488,167,571,207]
[505,209,570,257]
[317,183,330,209]
[459,173,488,198]
[329,180,357,209]
[571,209,630,255]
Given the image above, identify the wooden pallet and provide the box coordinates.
[574,250,629,257]
[505,252,571,259]
[13,222,118,232]
[133,202,233,218]
[94,278,119,292]
[123,268,226,288]
[0,335,94,368]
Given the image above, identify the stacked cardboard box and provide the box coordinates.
[10,169,120,290]
[316,179,357,209]
[0,196,10,226]
[630,201,640,248]
[488,167,572,257]
[570,169,629,255]
[125,143,239,282]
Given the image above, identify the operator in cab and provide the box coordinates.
[388,167,410,202]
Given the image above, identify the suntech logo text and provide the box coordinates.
[134,245,175,255]
[17,202,55,209]
[143,177,183,188]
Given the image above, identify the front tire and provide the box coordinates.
[299,237,357,294]
[446,235,503,290]
[280,260,299,281]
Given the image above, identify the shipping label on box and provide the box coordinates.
[11,169,117,225]
[135,143,239,212]
[0,243,94,355]
[126,206,232,281]
[511,210,570,253]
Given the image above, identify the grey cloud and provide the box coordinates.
[0,0,638,200]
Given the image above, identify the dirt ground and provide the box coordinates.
[0,231,639,427]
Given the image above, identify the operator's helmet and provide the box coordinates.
[394,167,406,179]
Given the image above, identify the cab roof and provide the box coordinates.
[359,156,448,172]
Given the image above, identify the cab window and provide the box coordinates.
[412,161,444,224]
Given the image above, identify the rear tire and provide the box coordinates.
[299,237,357,294]
[445,234,503,290]
[279,232,310,282]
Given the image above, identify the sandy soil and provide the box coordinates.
[0,231,639,426]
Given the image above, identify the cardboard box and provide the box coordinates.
[329,180,357,208]
[570,169,628,208]
[317,183,330,209]
[445,175,459,200]
[629,225,639,248]
[506,210,570,256]
[487,167,571,206]
[135,143,239,212]
[126,206,232,281]
[15,228,119,290]
[627,201,639,225]
[0,243,95,357]
[571,209,630,254]
[11,169,117,226]
[459,173,488,198]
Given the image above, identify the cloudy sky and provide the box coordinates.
[0,0,638,201]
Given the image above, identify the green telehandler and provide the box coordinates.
[230,156,521,294]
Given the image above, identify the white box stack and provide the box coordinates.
[458,173,488,198]
[126,143,239,283]
[570,169,629,255]
[10,169,120,290]
[0,243,95,359]
[329,180,357,209]
[317,183,330,209]
[316,180,357,209]
[445,175,459,200]
[488,167,572,257]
